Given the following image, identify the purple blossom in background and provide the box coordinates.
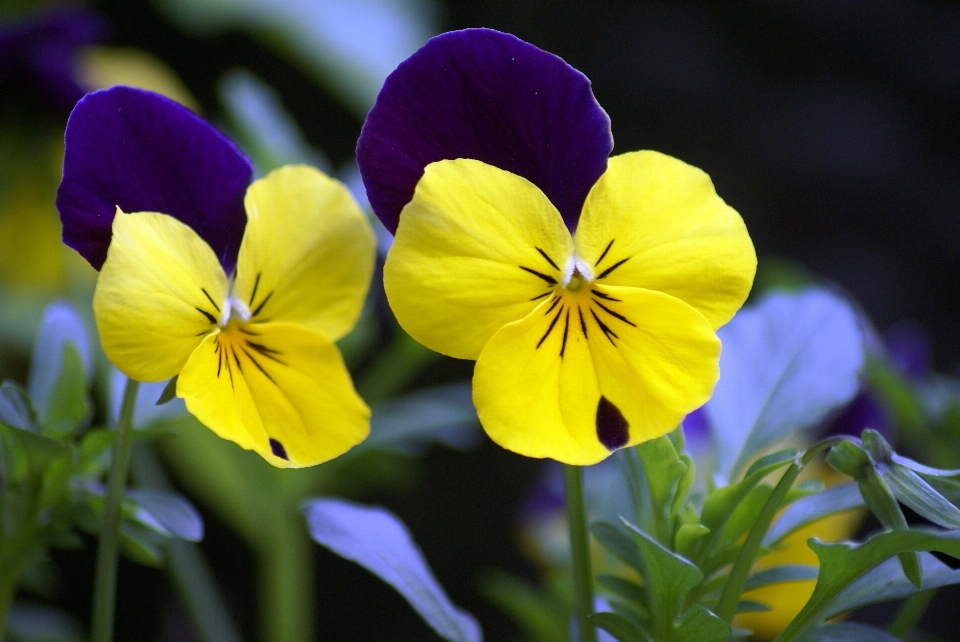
[56,87,253,272]
[356,28,613,233]
[0,6,106,109]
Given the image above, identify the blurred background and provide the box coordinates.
[3,1,960,640]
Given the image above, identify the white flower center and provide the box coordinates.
[561,255,594,293]
[220,295,251,326]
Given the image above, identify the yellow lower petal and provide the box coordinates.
[384,159,574,360]
[473,285,720,464]
[177,321,369,468]
[575,151,756,330]
[93,210,228,382]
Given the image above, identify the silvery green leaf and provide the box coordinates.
[126,488,204,542]
[891,452,960,477]
[825,552,960,619]
[0,381,33,431]
[303,498,482,642]
[705,290,864,481]
[743,565,819,590]
[798,623,902,642]
[880,463,960,529]
[364,383,479,453]
[40,344,90,437]
[588,612,650,642]
[27,302,91,426]
[763,483,864,547]
[7,602,83,642]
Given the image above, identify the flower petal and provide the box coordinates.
[232,165,375,341]
[356,28,612,233]
[575,151,756,330]
[178,322,370,468]
[383,159,573,360]
[57,86,253,272]
[93,210,228,382]
[473,285,720,465]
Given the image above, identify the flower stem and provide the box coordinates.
[715,461,801,623]
[90,377,140,642]
[563,464,597,642]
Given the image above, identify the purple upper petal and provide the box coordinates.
[0,6,106,109]
[356,28,613,233]
[56,87,253,273]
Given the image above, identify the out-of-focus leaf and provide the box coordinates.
[824,552,960,619]
[588,612,650,642]
[303,498,482,642]
[479,572,570,642]
[592,522,642,573]
[219,68,330,173]
[763,484,865,547]
[797,622,903,642]
[154,0,439,116]
[126,488,204,542]
[27,302,91,428]
[705,289,864,480]
[743,565,819,591]
[363,383,480,453]
[7,601,83,642]
[0,381,34,431]
[118,520,165,567]
[40,344,89,437]
[597,575,645,607]
[110,368,186,428]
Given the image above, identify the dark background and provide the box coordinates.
[46,1,960,640]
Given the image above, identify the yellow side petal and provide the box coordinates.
[233,165,375,341]
[473,285,720,464]
[178,321,369,468]
[575,151,756,330]
[384,159,573,360]
[93,210,228,382]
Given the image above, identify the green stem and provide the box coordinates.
[259,513,314,642]
[715,462,801,623]
[563,465,597,642]
[888,588,936,640]
[90,377,140,642]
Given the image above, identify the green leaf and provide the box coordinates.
[824,552,960,619]
[41,343,90,438]
[674,524,710,559]
[0,380,33,431]
[722,483,773,543]
[778,528,960,640]
[118,521,165,567]
[588,612,651,642]
[675,604,729,642]
[7,602,83,642]
[597,575,645,609]
[699,449,796,557]
[705,289,864,480]
[763,483,864,547]
[633,435,687,544]
[797,622,903,642]
[592,521,642,573]
[155,375,179,406]
[735,600,769,613]
[880,463,960,529]
[743,564,819,591]
[622,520,703,642]
[890,452,960,477]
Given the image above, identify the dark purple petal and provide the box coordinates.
[0,6,106,109]
[57,86,253,273]
[356,28,612,233]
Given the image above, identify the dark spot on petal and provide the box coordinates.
[269,438,289,460]
[596,396,629,451]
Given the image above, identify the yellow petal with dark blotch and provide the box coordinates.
[575,151,756,330]
[473,285,720,464]
[384,159,573,360]
[177,321,369,468]
[93,210,227,382]
[234,165,375,341]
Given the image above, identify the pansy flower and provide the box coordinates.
[357,29,756,465]
[57,86,374,467]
